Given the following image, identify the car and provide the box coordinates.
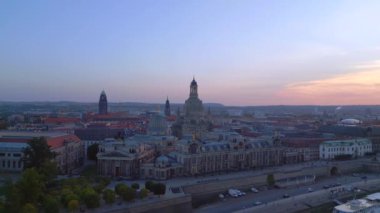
[240,191,246,196]
[283,194,290,198]
[251,187,259,193]
[228,189,240,198]
[361,176,368,180]
[308,187,313,192]
[323,185,330,189]
[352,173,360,177]
[253,201,263,206]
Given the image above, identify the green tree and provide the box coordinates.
[122,187,136,201]
[115,183,127,196]
[43,195,60,213]
[67,200,79,212]
[140,188,149,199]
[131,183,140,190]
[81,187,100,209]
[152,183,166,197]
[145,180,154,191]
[23,137,56,169]
[103,189,116,204]
[267,174,275,186]
[17,168,45,205]
[39,160,58,182]
[4,181,21,213]
[20,203,37,213]
[87,143,99,161]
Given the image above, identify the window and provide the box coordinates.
[0,153,5,157]
[13,153,21,157]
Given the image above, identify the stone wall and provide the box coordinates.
[104,194,192,213]
[184,160,365,207]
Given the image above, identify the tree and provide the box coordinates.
[17,168,45,205]
[115,183,127,196]
[152,183,166,197]
[103,189,116,204]
[81,187,100,209]
[23,137,56,169]
[131,183,140,190]
[20,203,37,213]
[122,187,136,201]
[43,195,60,213]
[39,160,58,182]
[67,200,79,212]
[87,143,99,161]
[267,174,275,186]
[145,181,154,191]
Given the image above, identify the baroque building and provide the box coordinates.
[99,90,108,115]
[175,78,211,138]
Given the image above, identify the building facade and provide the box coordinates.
[319,138,372,160]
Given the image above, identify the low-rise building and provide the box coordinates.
[319,138,372,160]
[0,131,84,174]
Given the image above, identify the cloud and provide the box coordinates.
[278,60,380,105]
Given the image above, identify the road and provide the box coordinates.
[194,173,378,213]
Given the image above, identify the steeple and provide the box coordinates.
[165,97,171,116]
[98,90,108,115]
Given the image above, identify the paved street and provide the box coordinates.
[194,173,378,213]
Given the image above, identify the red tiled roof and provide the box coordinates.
[45,117,81,124]
[47,134,81,149]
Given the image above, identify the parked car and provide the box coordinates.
[323,185,330,189]
[253,201,263,206]
[308,187,313,192]
[283,194,290,198]
[352,173,360,177]
[251,187,259,193]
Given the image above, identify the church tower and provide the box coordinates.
[98,90,108,115]
[165,97,171,116]
[190,77,198,98]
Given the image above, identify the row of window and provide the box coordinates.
[0,160,22,169]
[0,153,22,157]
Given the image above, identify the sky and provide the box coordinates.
[1,0,380,106]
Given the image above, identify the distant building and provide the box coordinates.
[97,139,155,178]
[99,90,108,115]
[319,138,372,160]
[0,131,84,174]
[165,97,171,117]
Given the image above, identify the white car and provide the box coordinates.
[251,187,259,193]
[308,187,313,192]
[253,201,263,206]
[228,189,239,198]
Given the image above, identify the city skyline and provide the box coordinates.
[1,1,380,105]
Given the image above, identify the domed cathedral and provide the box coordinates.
[184,77,204,116]
[181,77,212,138]
[98,90,108,115]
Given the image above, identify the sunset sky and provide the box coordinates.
[1,0,380,105]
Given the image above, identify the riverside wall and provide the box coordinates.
[184,160,365,207]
